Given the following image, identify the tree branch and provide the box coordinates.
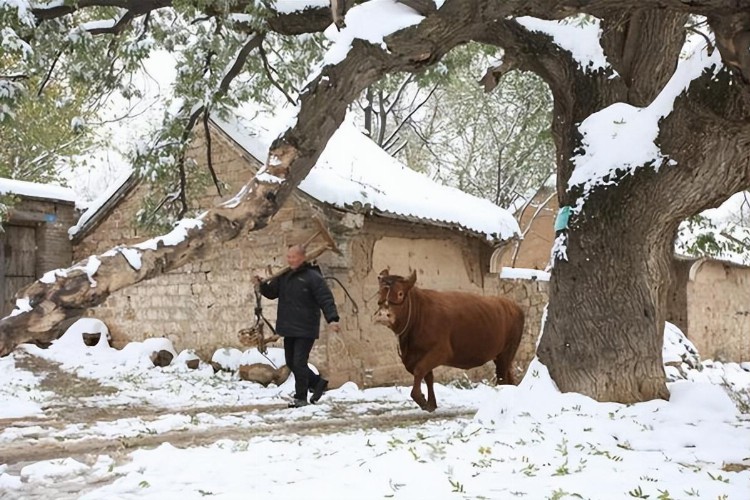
[720,230,750,249]
[385,74,414,116]
[37,49,64,97]
[203,111,223,197]
[258,40,297,106]
[219,34,264,93]
[397,0,437,16]
[86,11,137,35]
[382,82,439,149]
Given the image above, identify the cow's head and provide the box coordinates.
[374,269,417,329]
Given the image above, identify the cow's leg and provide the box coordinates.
[425,371,437,412]
[411,352,442,412]
[410,374,429,411]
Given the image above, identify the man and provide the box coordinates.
[256,245,340,408]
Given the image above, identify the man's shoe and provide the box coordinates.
[288,398,309,408]
[310,378,328,404]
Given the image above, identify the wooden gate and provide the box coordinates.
[1,225,37,317]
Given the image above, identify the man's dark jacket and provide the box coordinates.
[259,263,339,339]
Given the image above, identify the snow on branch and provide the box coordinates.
[567,40,723,213]
[516,16,609,74]
[321,0,426,66]
[82,12,136,35]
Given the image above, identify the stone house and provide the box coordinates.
[496,183,750,363]
[1,178,77,317]
[71,117,548,388]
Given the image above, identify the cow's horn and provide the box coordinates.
[406,270,417,288]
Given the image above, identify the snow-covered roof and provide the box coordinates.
[68,171,137,240]
[0,177,76,203]
[213,115,520,242]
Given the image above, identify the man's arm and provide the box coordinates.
[311,273,339,324]
[257,275,280,300]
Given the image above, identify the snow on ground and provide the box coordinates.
[0,355,50,419]
[0,321,749,499]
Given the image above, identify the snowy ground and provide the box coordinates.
[0,323,749,500]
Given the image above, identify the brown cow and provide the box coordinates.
[374,269,524,412]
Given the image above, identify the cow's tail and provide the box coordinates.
[495,307,525,385]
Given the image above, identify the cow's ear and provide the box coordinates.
[405,269,417,289]
[377,268,389,283]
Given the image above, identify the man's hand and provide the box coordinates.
[329,321,341,333]
[252,275,263,285]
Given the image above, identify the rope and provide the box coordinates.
[394,292,412,338]
[252,285,278,355]
[394,293,412,359]
[324,276,359,314]
[250,274,354,357]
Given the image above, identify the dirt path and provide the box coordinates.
[2,353,476,473]
[1,406,473,468]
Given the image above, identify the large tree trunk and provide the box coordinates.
[538,172,677,402]
[535,11,750,402]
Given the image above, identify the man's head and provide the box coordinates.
[286,244,306,270]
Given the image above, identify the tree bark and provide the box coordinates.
[538,172,678,402]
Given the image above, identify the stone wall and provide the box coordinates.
[73,124,506,390]
[686,259,750,362]
[484,274,548,379]
[74,125,337,359]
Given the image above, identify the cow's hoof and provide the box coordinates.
[416,400,436,412]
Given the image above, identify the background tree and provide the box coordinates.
[0,80,93,184]
[0,1,160,221]
[1,1,749,406]
[353,44,555,209]
[677,190,750,264]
